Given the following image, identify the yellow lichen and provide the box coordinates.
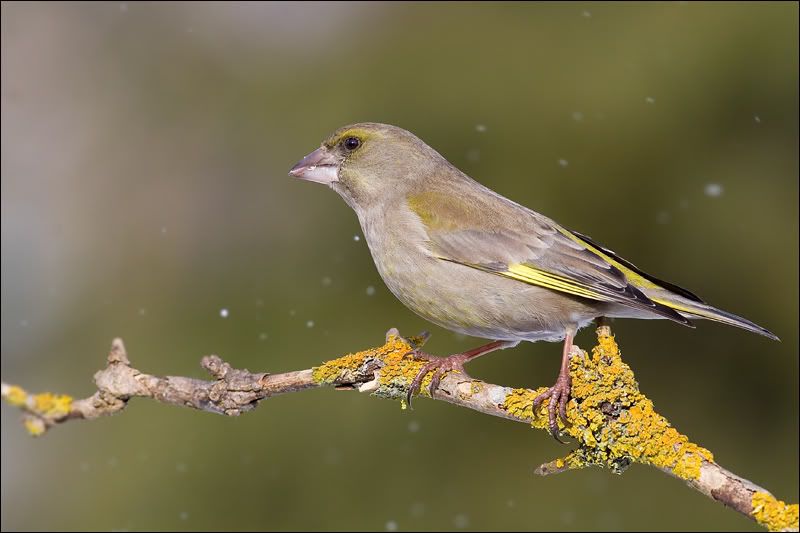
[502,326,713,479]
[537,449,597,475]
[3,386,72,419]
[3,384,28,407]
[312,350,371,384]
[311,332,437,400]
[502,387,553,430]
[31,393,73,418]
[377,354,436,398]
[752,492,799,532]
[23,417,46,437]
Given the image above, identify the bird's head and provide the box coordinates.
[289,122,445,211]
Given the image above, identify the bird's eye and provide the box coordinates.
[343,137,361,151]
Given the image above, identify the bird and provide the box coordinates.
[288,122,778,439]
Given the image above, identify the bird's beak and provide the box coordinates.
[288,147,340,185]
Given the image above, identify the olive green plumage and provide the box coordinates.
[289,122,778,344]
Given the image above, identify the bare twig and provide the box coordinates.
[2,327,797,531]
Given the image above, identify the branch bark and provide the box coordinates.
[2,327,797,532]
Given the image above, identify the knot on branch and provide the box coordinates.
[107,337,130,365]
[202,355,231,379]
[2,338,138,435]
[199,355,270,415]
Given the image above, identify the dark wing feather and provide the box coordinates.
[570,230,706,304]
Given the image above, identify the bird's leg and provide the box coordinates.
[532,333,574,443]
[406,340,519,407]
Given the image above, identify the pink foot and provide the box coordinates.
[406,353,471,406]
[532,371,572,443]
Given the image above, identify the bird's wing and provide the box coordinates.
[407,190,693,326]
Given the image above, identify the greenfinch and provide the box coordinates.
[289,122,778,438]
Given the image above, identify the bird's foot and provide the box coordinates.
[404,340,518,408]
[405,353,472,407]
[532,369,572,444]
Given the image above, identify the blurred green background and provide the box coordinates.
[1,2,797,531]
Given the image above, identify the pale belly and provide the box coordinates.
[363,225,601,342]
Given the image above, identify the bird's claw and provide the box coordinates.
[405,354,469,409]
[532,373,572,443]
[402,349,429,408]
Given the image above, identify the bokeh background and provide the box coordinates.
[2,2,797,531]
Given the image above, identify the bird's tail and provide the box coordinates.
[651,296,779,341]
[565,230,779,341]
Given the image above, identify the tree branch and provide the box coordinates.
[2,327,797,531]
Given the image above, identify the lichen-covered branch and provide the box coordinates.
[2,327,797,531]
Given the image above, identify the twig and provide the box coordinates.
[2,327,797,531]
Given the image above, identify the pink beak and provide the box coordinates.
[289,147,340,185]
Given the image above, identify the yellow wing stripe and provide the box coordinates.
[505,264,606,301]
[440,256,608,301]
[651,297,692,313]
